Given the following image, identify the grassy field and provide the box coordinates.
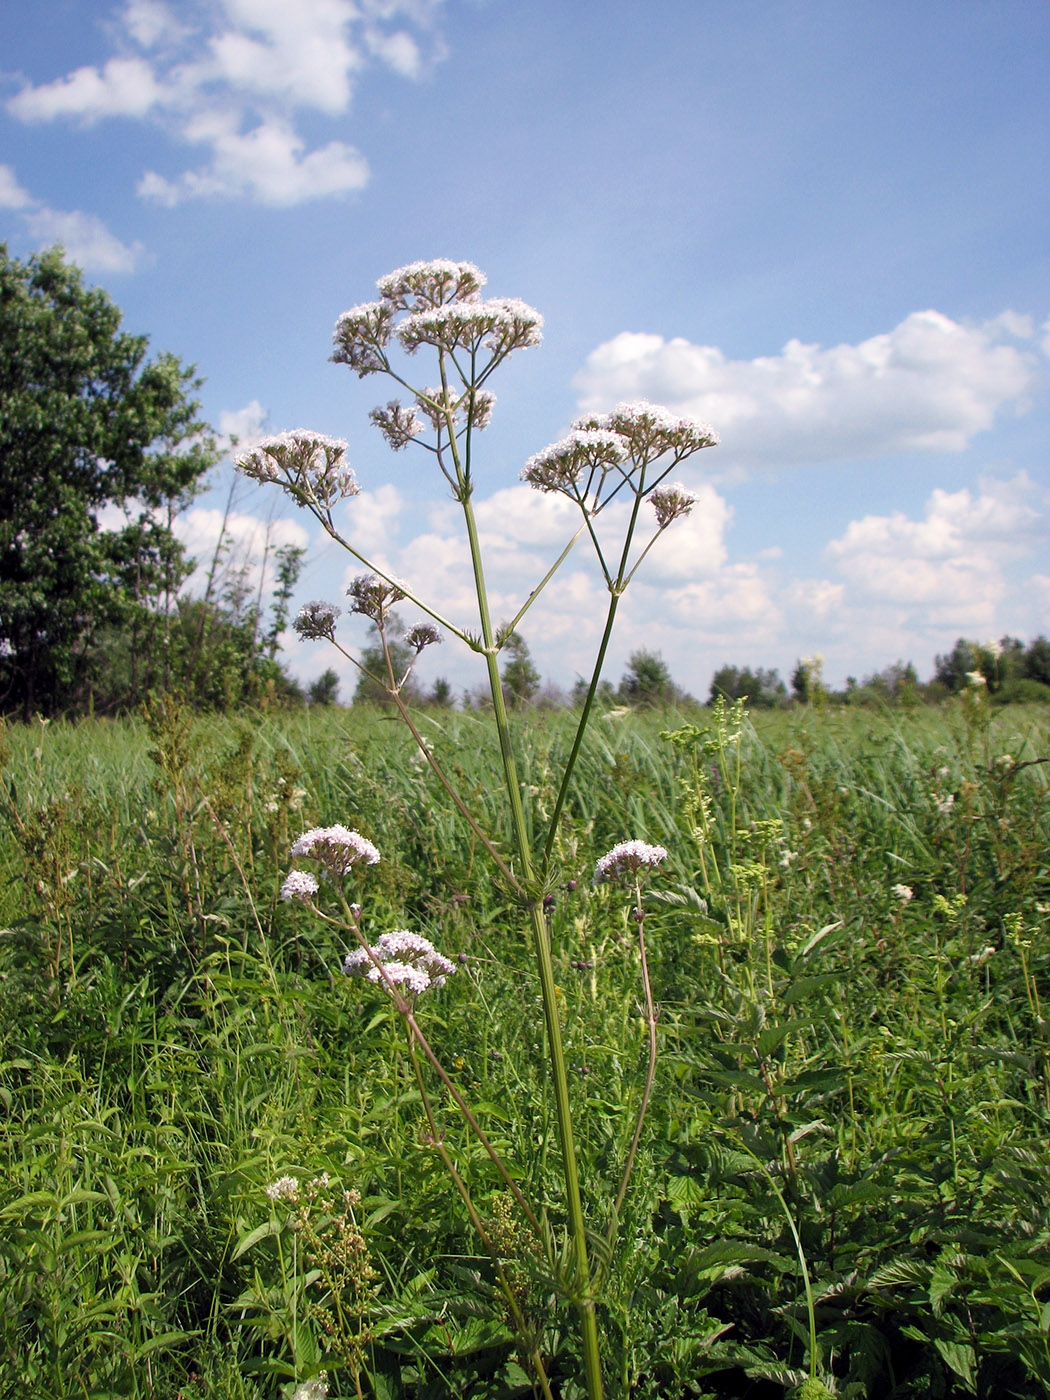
[1,698,1047,1399]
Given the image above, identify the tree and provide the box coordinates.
[500,629,540,708]
[0,245,216,718]
[618,649,677,707]
[709,664,786,709]
[308,667,340,706]
[352,614,420,706]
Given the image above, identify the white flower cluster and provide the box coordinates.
[377,259,486,310]
[648,482,697,527]
[522,403,716,514]
[368,400,423,451]
[280,870,320,904]
[891,883,914,903]
[520,429,626,495]
[405,622,441,652]
[397,298,543,357]
[331,261,542,445]
[235,431,359,509]
[343,930,456,997]
[293,600,341,641]
[289,1376,328,1400]
[594,839,669,883]
[576,401,719,458]
[414,385,496,433]
[346,572,406,622]
[266,1174,300,1202]
[290,824,381,878]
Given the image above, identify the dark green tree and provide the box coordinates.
[352,614,420,706]
[0,245,216,718]
[709,664,786,708]
[1024,636,1050,686]
[500,629,540,708]
[618,649,677,707]
[308,667,340,706]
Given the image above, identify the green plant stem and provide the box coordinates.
[542,591,620,873]
[605,884,658,1254]
[458,485,604,1400]
[407,1036,555,1400]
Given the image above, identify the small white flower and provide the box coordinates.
[291,825,381,876]
[648,482,697,527]
[266,1175,300,1202]
[594,839,668,883]
[293,600,341,641]
[891,883,914,903]
[343,929,456,996]
[965,670,986,687]
[290,1376,329,1400]
[936,794,956,815]
[280,870,320,903]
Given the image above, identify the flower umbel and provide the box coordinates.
[346,573,406,623]
[648,482,697,527]
[595,840,669,883]
[293,600,341,641]
[236,431,358,510]
[266,1175,300,1203]
[291,825,381,878]
[343,929,456,996]
[280,870,320,904]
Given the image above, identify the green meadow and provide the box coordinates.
[1,698,1047,1399]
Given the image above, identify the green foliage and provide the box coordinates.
[307,668,341,707]
[1,703,1048,1397]
[0,244,217,719]
[618,650,679,707]
[709,664,787,708]
[499,630,540,708]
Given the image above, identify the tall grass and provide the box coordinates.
[1,698,1047,1398]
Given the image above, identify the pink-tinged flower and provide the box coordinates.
[236,431,359,509]
[346,573,406,622]
[397,297,543,356]
[331,301,395,377]
[280,870,320,903]
[266,1175,300,1202]
[343,929,456,996]
[405,623,441,652]
[369,400,423,451]
[293,601,341,641]
[291,825,381,877]
[414,386,496,434]
[647,482,696,527]
[520,428,627,496]
[573,401,718,461]
[377,259,486,310]
[594,839,669,883]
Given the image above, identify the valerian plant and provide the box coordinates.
[236,259,719,1398]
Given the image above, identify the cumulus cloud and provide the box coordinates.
[0,164,33,209]
[1,164,148,273]
[575,310,1039,469]
[825,472,1048,625]
[7,0,445,207]
[139,120,369,205]
[176,504,311,598]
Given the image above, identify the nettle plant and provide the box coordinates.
[237,260,718,1399]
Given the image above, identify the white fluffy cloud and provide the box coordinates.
[575,310,1039,469]
[7,0,444,206]
[824,472,1048,626]
[0,164,148,273]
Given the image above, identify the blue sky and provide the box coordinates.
[2,0,1047,700]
